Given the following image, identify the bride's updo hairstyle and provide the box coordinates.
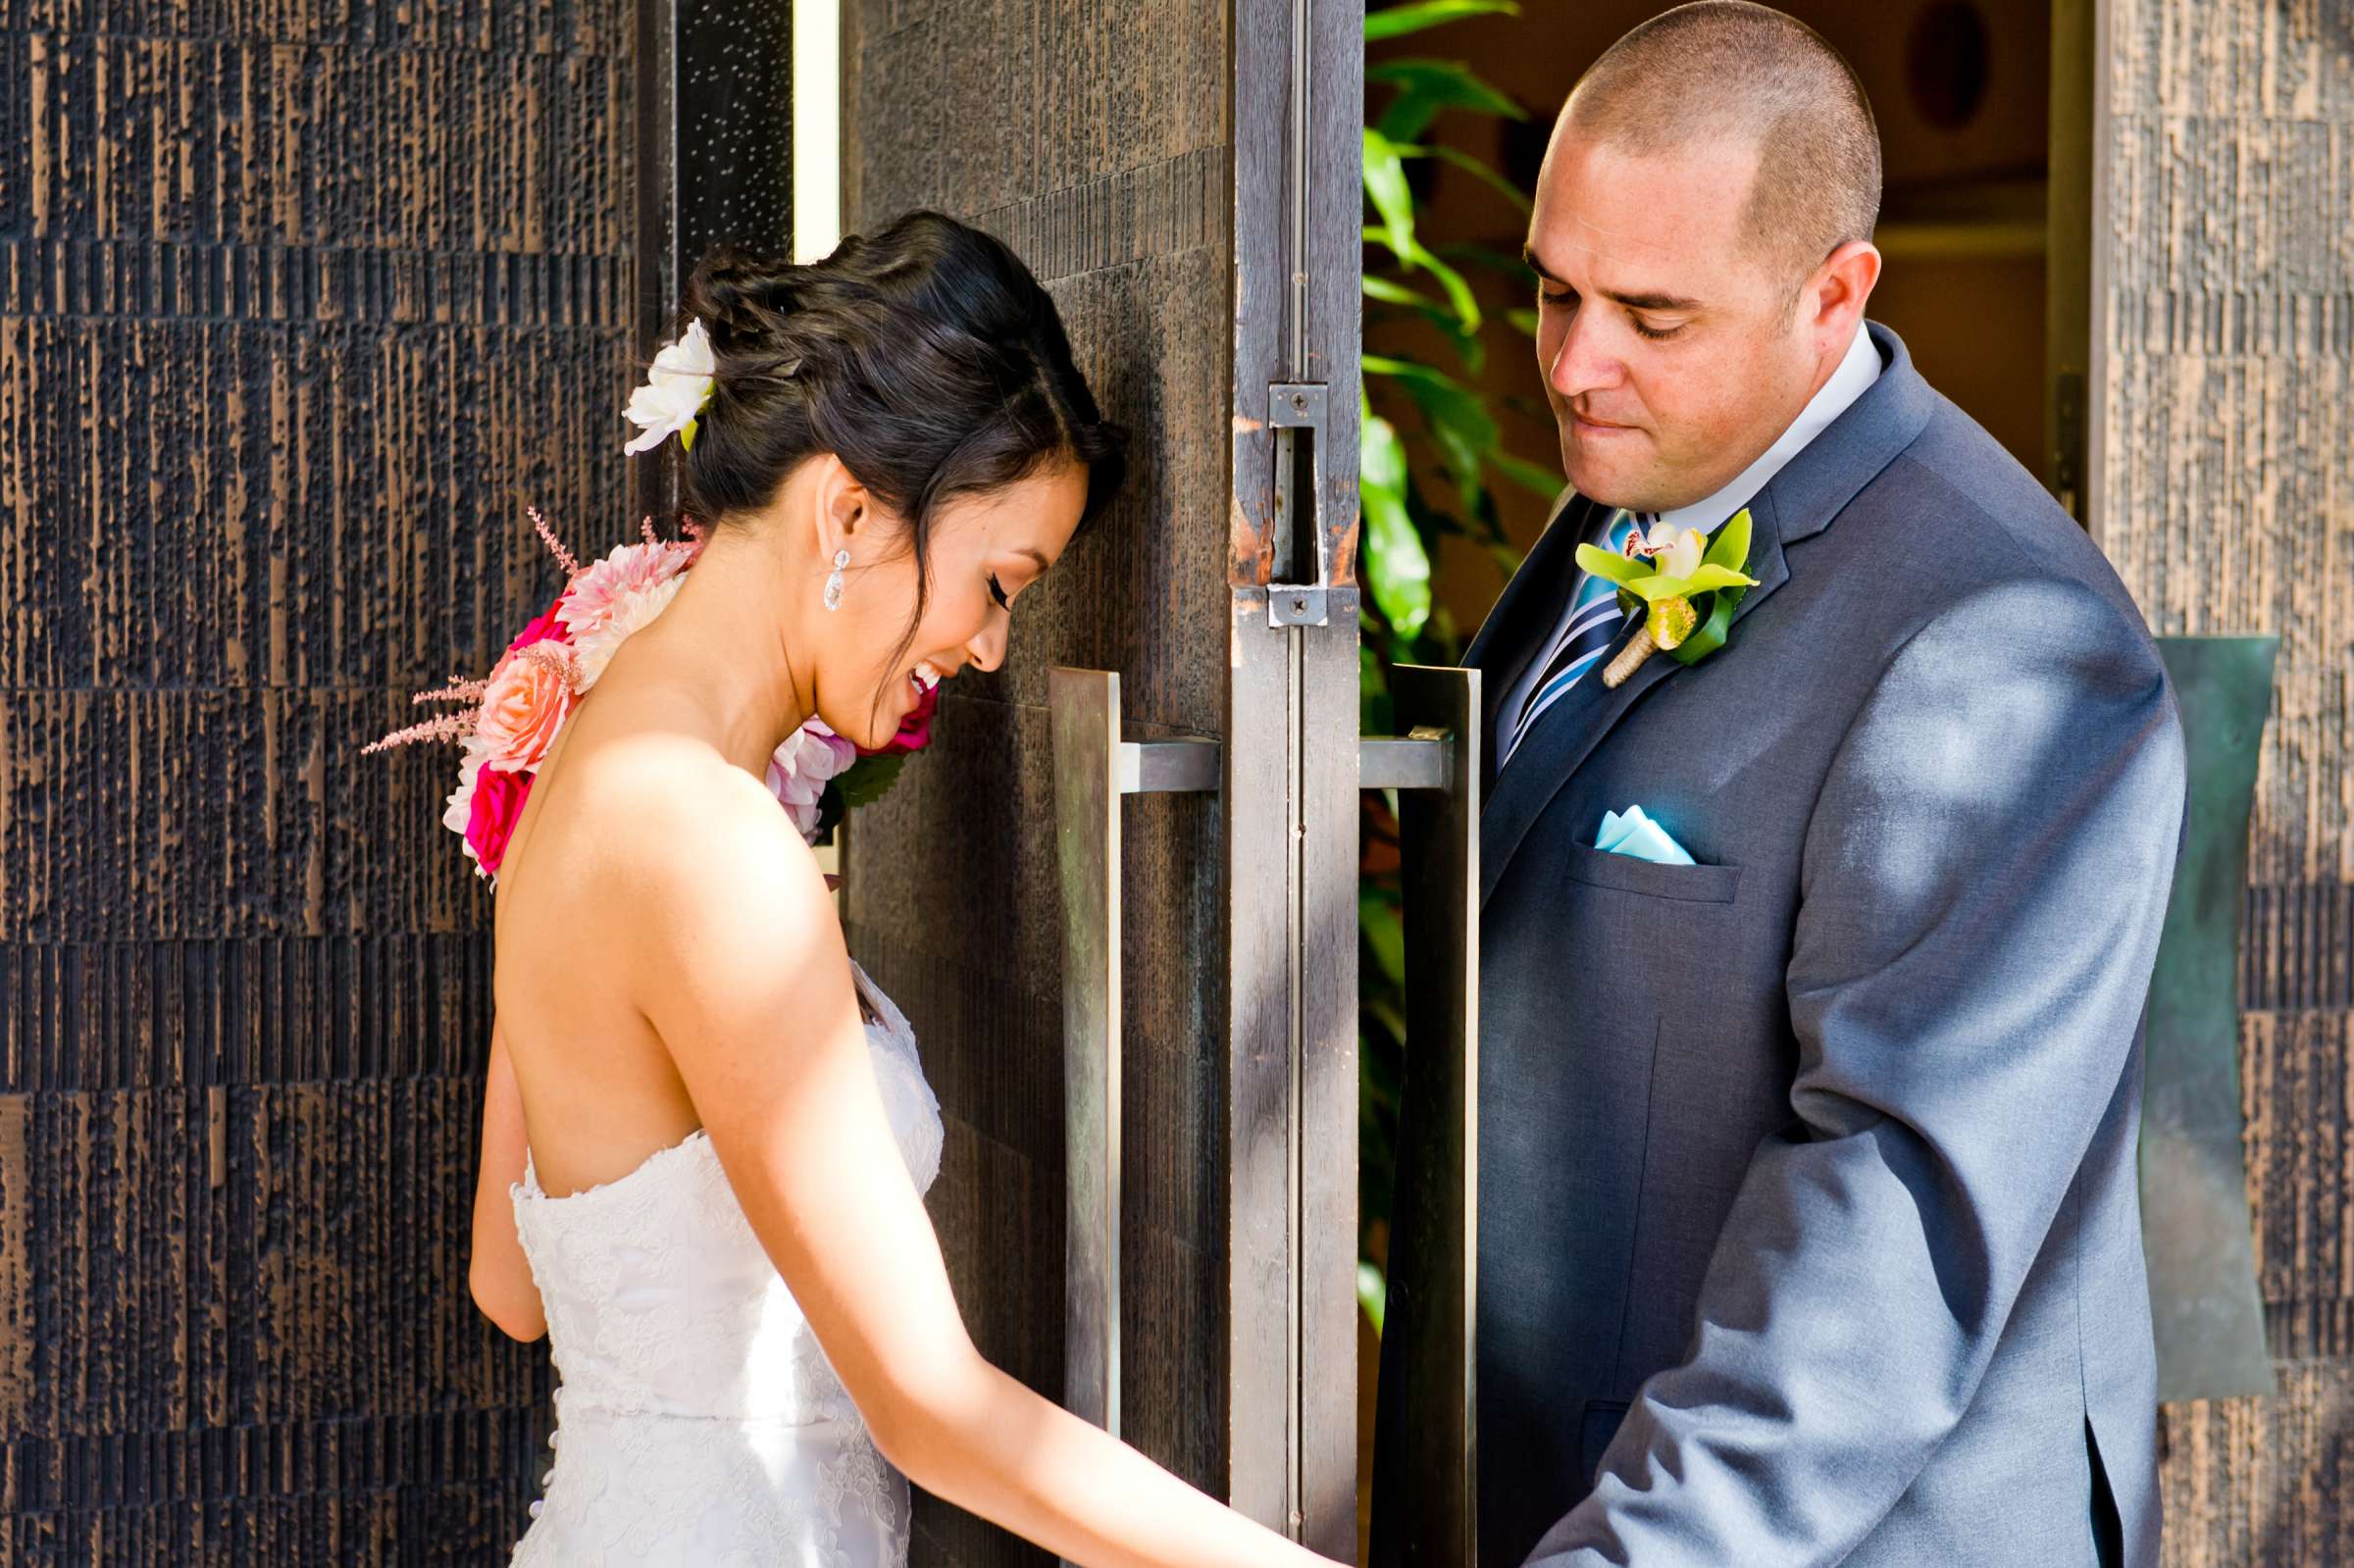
[672,210,1126,696]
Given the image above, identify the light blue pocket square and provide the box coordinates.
[1596,804,1697,866]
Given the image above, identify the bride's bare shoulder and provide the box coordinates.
[578,733,830,930]
[575,733,851,1044]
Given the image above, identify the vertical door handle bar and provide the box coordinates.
[1049,667,1220,1473]
[1366,664,1482,1568]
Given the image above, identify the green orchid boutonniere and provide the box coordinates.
[1574,508,1762,688]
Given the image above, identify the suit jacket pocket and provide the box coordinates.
[1561,839,1740,903]
[1579,1397,1631,1494]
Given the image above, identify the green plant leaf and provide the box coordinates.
[1704,507,1753,571]
[1361,128,1417,257]
[1427,142,1533,216]
[1366,228,1482,335]
[1505,306,1540,337]
[834,752,907,808]
[1366,58,1525,117]
[1369,58,1525,141]
[1366,355,1497,514]
[1666,579,1749,667]
[1357,1260,1388,1339]
[1489,448,1563,501]
[1359,403,1433,637]
[1361,273,1445,311]
[1359,885,1407,990]
[1437,239,1537,280]
[1358,639,1394,735]
[1365,0,1517,40]
[1402,236,1481,333]
[1363,274,1484,373]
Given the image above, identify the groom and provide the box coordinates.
[1460,6,2183,1565]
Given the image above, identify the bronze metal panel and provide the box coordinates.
[1,0,661,1552]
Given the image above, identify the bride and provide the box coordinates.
[458,212,1343,1566]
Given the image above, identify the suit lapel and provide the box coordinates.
[1463,488,1595,790]
[1472,321,1938,911]
[1477,490,1790,907]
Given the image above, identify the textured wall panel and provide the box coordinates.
[844,0,1234,1559]
[0,0,643,1555]
[2100,0,2354,1560]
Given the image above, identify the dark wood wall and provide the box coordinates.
[2103,0,2354,1561]
[0,0,647,1556]
[840,0,1234,1561]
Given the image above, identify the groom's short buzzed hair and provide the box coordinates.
[1564,2,1881,291]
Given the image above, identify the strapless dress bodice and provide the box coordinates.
[506,960,942,1567]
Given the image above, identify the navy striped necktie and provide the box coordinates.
[1502,507,1648,768]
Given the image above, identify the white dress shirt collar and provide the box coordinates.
[1645,320,1883,534]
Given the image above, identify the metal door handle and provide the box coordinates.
[1366,664,1482,1568]
[1050,662,1472,1565]
[1049,667,1220,1451]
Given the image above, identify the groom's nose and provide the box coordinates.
[1547,307,1623,404]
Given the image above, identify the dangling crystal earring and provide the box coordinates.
[823,548,850,612]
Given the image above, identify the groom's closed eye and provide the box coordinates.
[1538,283,1686,342]
[1538,289,1685,342]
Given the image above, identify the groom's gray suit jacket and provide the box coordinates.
[1466,323,2183,1567]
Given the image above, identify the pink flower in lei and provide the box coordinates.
[560,539,696,687]
[766,723,860,838]
[476,640,581,774]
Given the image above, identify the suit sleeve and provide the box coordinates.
[1522,576,2187,1566]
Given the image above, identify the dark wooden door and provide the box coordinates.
[842,0,1363,1561]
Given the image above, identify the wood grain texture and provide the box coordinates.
[843,0,1235,1559]
[0,0,648,1555]
[2099,0,2354,1559]
[1221,0,1361,1551]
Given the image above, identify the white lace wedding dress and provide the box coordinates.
[506,959,945,1566]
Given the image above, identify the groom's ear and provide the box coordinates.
[1807,239,1882,337]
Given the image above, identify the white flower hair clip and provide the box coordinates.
[623,318,717,454]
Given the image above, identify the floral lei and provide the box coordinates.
[365,506,935,881]
[369,317,934,881]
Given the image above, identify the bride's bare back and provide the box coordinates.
[488,656,754,1201]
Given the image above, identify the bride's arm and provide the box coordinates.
[469,1022,547,1341]
[640,784,1340,1568]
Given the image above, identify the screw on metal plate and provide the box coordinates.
[1270,586,1328,627]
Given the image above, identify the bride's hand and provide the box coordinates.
[632,769,1341,1568]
